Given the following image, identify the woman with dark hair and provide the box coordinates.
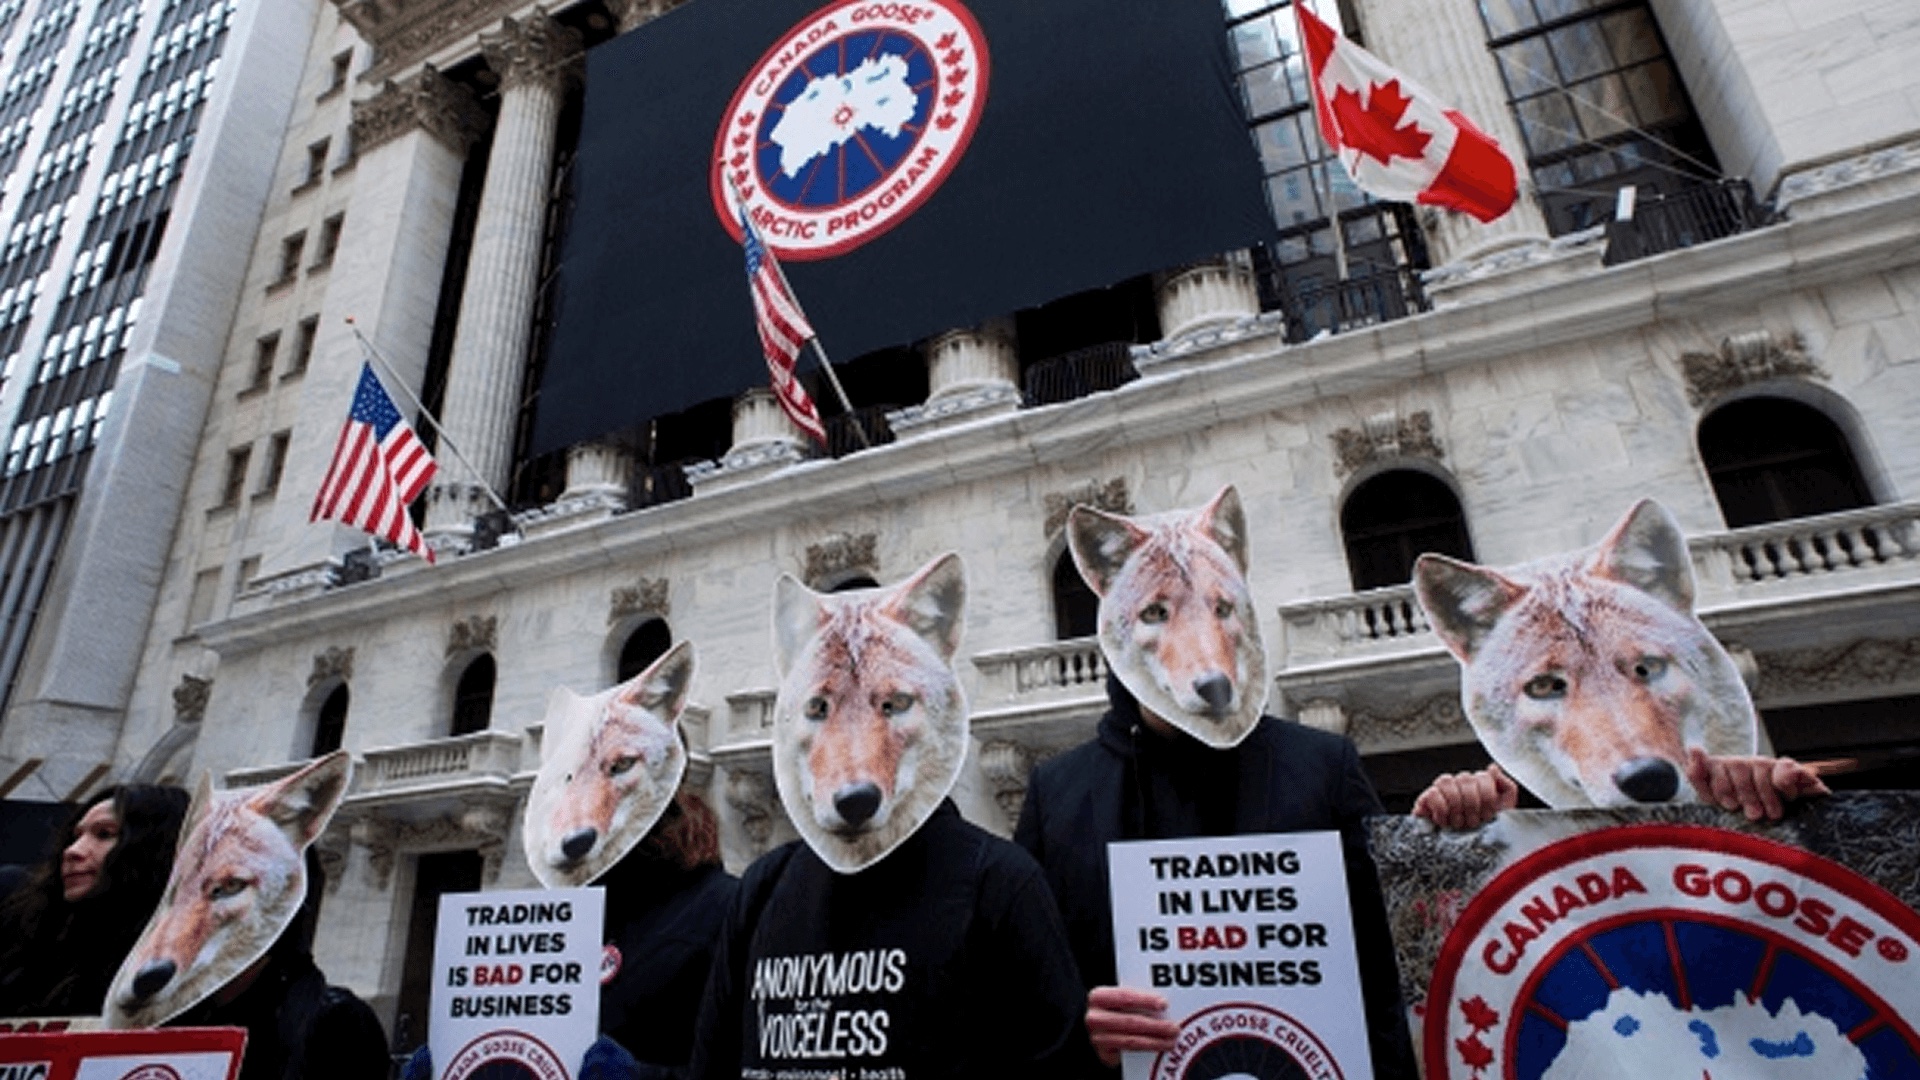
[596,790,737,1074]
[0,783,191,1017]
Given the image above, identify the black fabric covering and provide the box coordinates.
[688,800,1086,1079]
[532,0,1276,454]
[596,850,738,1077]
[1013,676,1420,1080]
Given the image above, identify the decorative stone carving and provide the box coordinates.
[446,614,498,658]
[349,66,487,156]
[1679,330,1822,407]
[349,803,518,890]
[1755,636,1920,701]
[725,769,776,851]
[605,0,686,32]
[480,13,583,93]
[172,674,211,724]
[308,646,354,689]
[1346,694,1472,752]
[609,577,671,625]
[977,740,1032,823]
[1330,410,1443,477]
[315,833,349,894]
[1296,700,1348,736]
[1776,137,1920,210]
[1042,477,1131,537]
[804,533,879,590]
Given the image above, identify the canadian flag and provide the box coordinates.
[1295,4,1519,223]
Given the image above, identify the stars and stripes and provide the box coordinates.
[310,362,438,563]
[740,208,828,444]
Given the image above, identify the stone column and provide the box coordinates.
[887,318,1021,436]
[1350,0,1550,263]
[560,440,632,505]
[423,14,581,547]
[1153,255,1260,340]
[255,67,486,593]
[686,388,811,493]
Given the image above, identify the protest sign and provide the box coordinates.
[1109,831,1373,1080]
[428,887,604,1080]
[0,1027,244,1080]
[1367,794,1920,1079]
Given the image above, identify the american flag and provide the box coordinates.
[310,363,438,563]
[739,208,827,443]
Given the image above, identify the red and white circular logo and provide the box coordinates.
[711,0,989,260]
[1152,1001,1345,1080]
[443,1030,569,1080]
[1425,824,1920,1080]
[118,1067,183,1080]
[600,943,622,985]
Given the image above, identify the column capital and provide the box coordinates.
[481,12,584,94]
[606,0,686,33]
[350,65,487,156]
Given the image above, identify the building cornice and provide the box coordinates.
[196,182,1920,658]
[336,0,578,82]
[350,64,488,155]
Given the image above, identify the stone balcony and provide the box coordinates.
[969,637,1110,753]
[351,730,524,808]
[1270,502,1920,750]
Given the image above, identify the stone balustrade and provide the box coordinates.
[356,730,524,797]
[1692,501,1920,593]
[224,761,305,788]
[1277,584,1438,670]
[716,689,777,750]
[971,637,1109,712]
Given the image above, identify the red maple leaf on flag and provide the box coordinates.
[1331,79,1431,166]
[1460,995,1500,1033]
[1455,1034,1494,1074]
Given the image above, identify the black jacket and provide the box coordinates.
[1013,678,1419,1080]
[597,851,738,1078]
[689,800,1086,1080]
[173,952,390,1080]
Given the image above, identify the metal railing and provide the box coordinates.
[1279,264,1425,344]
[825,405,898,459]
[1603,179,1767,265]
[1022,341,1139,407]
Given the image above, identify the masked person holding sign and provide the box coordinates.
[408,641,739,1080]
[688,555,1086,1079]
[1013,488,1419,1078]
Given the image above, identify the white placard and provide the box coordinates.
[1108,831,1373,1080]
[428,887,604,1080]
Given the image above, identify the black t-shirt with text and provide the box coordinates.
[689,800,1085,1080]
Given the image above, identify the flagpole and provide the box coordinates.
[343,318,514,518]
[724,176,870,450]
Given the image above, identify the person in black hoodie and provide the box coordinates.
[0,784,189,1018]
[596,791,738,1076]
[688,555,1086,1080]
[1014,489,1418,1079]
[169,847,391,1080]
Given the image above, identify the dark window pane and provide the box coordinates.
[1496,38,1559,96]
[1698,398,1874,528]
[1515,92,1581,155]
[1548,19,1613,81]
[617,618,673,683]
[1569,73,1634,138]
[1232,15,1284,68]
[312,685,348,756]
[1053,553,1099,639]
[1256,115,1311,172]
[1341,471,1475,592]
[1601,8,1662,66]
[450,654,495,736]
[1268,167,1320,225]
[1622,61,1687,126]
[1480,0,1537,38]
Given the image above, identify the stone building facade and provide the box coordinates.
[1,0,1917,1045]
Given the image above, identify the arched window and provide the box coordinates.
[1341,470,1475,592]
[449,654,496,736]
[616,618,672,683]
[1052,550,1098,639]
[1698,397,1873,528]
[312,684,348,756]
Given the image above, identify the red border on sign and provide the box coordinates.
[1422,823,1920,1079]
[0,1027,246,1080]
[708,0,991,260]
